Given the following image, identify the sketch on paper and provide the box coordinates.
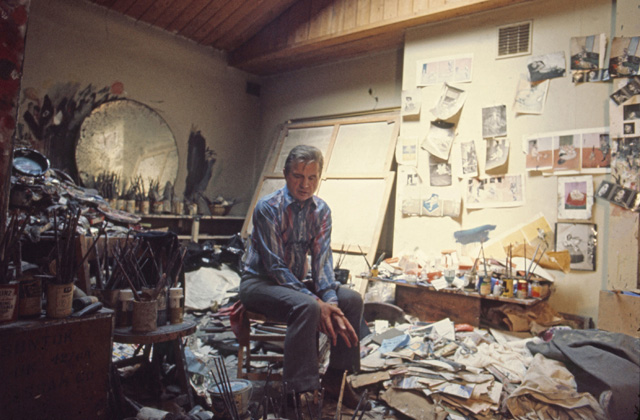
[553,135,580,173]
[581,130,611,172]
[431,83,467,120]
[465,174,525,209]
[555,222,597,271]
[608,37,640,78]
[525,136,553,171]
[485,138,509,171]
[557,175,593,220]
[422,120,456,160]
[459,140,478,177]
[429,154,452,186]
[514,75,549,114]
[416,54,473,86]
[402,89,421,118]
[482,105,507,138]
[527,52,566,82]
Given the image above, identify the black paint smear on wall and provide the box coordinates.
[183,128,216,203]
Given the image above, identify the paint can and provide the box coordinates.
[0,281,20,323]
[502,278,514,298]
[132,299,158,332]
[18,274,42,318]
[116,289,134,327]
[46,281,74,319]
[169,287,184,324]
[516,280,528,299]
[208,379,253,419]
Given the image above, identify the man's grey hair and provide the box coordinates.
[283,145,324,175]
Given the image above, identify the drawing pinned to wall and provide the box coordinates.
[422,120,455,160]
[570,33,607,83]
[459,140,478,177]
[485,138,509,171]
[431,83,467,120]
[608,36,640,78]
[581,130,611,172]
[396,136,419,166]
[553,135,580,173]
[429,154,452,186]
[416,54,473,86]
[514,75,549,114]
[402,191,461,218]
[555,222,597,271]
[465,174,525,209]
[610,137,640,189]
[482,105,507,138]
[557,175,593,220]
[401,89,421,119]
[595,180,639,211]
[525,136,553,171]
[527,52,566,82]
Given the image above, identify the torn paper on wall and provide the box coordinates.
[422,120,456,160]
[431,83,467,120]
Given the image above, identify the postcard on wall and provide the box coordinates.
[416,54,473,86]
[527,52,566,82]
[396,136,419,166]
[580,129,611,173]
[514,75,549,115]
[610,76,640,105]
[611,136,640,189]
[557,175,593,220]
[608,36,640,78]
[555,222,597,271]
[482,105,507,138]
[431,83,467,120]
[570,33,607,83]
[610,78,640,137]
[459,140,478,178]
[465,174,525,209]
[485,138,509,171]
[422,120,456,160]
[524,135,553,171]
[595,180,640,211]
[429,154,452,187]
[553,134,580,174]
[402,89,422,118]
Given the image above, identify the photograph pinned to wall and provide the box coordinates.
[485,138,510,171]
[527,51,566,82]
[595,180,640,211]
[465,174,525,209]
[608,36,640,78]
[416,53,473,86]
[422,120,456,160]
[611,136,640,189]
[610,76,640,105]
[401,89,422,119]
[570,33,607,83]
[624,103,640,121]
[553,134,580,173]
[397,164,421,216]
[624,122,636,136]
[525,136,553,171]
[580,130,611,172]
[459,140,478,177]
[555,222,597,271]
[396,136,419,166]
[482,105,507,138]
[421,190,461,218]
[431,83,467,120]
[429,154,452,186]
[514,75,549,114]
[557,175,593,220]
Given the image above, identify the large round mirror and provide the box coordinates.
[75,99,178,193]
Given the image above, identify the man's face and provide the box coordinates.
[285,161,320,202]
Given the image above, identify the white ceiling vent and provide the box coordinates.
[496,20,532,59]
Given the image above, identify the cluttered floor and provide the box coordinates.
[111,264,640,420]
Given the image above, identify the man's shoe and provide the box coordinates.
[321,369,371,411]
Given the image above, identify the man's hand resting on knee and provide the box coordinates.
[317,300,359,348]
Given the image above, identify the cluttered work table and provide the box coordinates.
[365,276,549,328]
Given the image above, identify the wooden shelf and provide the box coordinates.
[138,214,245,243]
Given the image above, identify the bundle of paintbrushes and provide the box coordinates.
[0,211,30,283]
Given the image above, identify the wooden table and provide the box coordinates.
[367,277,546,327]
[112,320,197,411]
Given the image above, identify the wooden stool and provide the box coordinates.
[236,310,287,380]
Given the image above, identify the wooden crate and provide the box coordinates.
[0,309,114,420]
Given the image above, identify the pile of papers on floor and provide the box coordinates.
[349,318,632,419]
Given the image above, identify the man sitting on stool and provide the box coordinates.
[239,144,370,410]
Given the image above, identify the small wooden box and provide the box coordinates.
[0,309,114,420]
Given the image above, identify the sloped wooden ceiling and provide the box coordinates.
[88,0,534,76]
